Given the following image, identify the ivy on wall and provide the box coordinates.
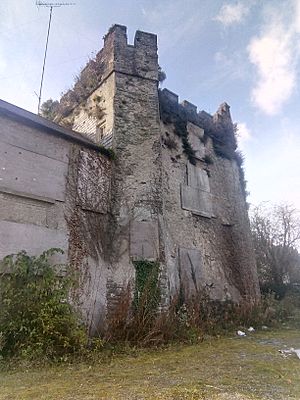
[133,260,160,316]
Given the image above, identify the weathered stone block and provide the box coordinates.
[130,221,159,260]
[178,247,204,297]
[181,184,212,218]
[182,100,197,114]
[187,164,210,191]
[0,191,49,227]
[187,122,205,160]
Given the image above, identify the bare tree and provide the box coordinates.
[250,203,300,290]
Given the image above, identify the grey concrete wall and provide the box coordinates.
[0,116,70,263]
[0,114,113,334]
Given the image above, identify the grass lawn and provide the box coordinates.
[0,326,299,400]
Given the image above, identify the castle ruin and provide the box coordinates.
[0,25,260,334]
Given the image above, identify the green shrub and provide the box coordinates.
[204,154,213,165]
[97,145,116,160]
[0,249,87,360]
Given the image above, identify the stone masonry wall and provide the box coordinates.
[0,24,260,337]
[159,90,260,302]
[63,25,164,326]
[61,24,260,325]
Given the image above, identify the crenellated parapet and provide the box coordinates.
[159,88,237,160]
[103,25,158,81]
[56,25,158,122]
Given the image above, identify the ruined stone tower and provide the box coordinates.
[0,25,260,335]
[56,24,260,333]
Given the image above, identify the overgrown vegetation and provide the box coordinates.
[133,260,160,316]
[103,278,300,347]
[203,154,213,165]
[1,248,300,369]
[159,91,197,164]
[58,56,106,119]
[97,145,116,160]
[177,121,197,165]
[0,250,86,361]
[158,65,167,83]
[159,92,248,200]
[40,99,60,121]
[162,133,178,150]
[105,261,161,344]
[234,149,249,200]
[210,121,237,160]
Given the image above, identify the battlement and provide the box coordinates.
[159,88,234,128]
[56,25,159,120]
[160,88,205,121]
[159,88,237,157]
[102,24,158,81]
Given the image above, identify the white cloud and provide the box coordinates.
[293,0,300,33]
[141,0,205,53]
[213,51,247,82]
[0,47,7,73]
[248,2,300,115]
[245,118,300,208]
[236,122,251,149]
[214,2,252,26]
[248,25,296,115]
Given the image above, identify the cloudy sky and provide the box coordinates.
[1,0,300,209]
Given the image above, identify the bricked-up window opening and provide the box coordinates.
[181,165,212,218]
[133,260,160,317]
[96,121,106,142]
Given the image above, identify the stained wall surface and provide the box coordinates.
[160,116,259,302]
[0,110,112,334]
[0,24,260,336]
[0,116,70,263]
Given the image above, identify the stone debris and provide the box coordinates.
[294,349,300,359]
[279,348,300,359]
